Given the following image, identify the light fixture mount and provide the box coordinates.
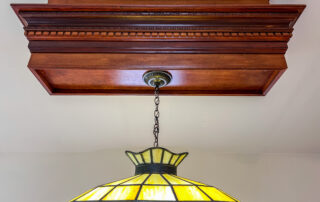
[143,71,172,88]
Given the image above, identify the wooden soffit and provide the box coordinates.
[11,0,305,95]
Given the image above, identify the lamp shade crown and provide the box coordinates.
[126,147,188,175]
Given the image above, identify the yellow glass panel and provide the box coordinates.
[173,186,211,201]
[123,174,149,185]
[138,185,175,201]
[199,186,236,202]
[103,185,140,200]
[142,150,151,163]
[176,176,205,185]
[135,154,144,164]
[127,153,138,165]
[105,175,139,186]
[170,155,179,165]
[175,154,187,166]
[145,174,168,185]
[162,151,173,164]
[152,148,163,163]
[77,187,113,201]
[163,174,191,185]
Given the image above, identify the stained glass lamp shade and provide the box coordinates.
[70,147,239,202]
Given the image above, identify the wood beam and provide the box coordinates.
[11,2,305,96]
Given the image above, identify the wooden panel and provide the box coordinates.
[34,69,276,95]
[48,0,270,5]
[29,53,287,70]
[28,53,287,95]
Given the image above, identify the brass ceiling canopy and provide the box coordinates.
[143,71,172,88]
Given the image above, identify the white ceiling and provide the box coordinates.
[0,0,319,153]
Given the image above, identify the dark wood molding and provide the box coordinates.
[28,41,289,54]
[11,1,305,95]
[48,0,271,5]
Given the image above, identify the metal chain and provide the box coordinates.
[153,84,160,147]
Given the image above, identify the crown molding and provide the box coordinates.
[12,1,305,95]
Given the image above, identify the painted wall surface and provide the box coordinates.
[1,149,319,202]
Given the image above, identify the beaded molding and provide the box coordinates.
[25,31,292,40]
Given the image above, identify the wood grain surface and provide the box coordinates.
[11,1,305,95]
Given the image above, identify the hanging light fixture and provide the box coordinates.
[70,71,239,202]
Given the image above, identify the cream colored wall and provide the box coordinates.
[1,149,319,202]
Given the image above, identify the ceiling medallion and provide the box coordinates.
[71,71,239,202]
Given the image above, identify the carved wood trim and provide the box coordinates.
[25,31,292,42]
